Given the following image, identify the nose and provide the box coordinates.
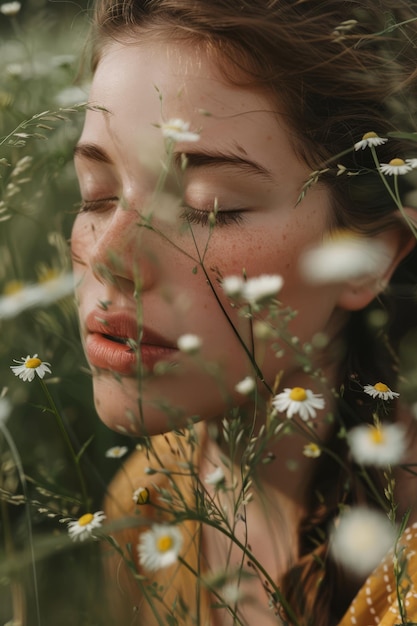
[88,204,158,294]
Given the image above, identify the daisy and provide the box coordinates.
[0,1,21,15]
[348,422,406,466]
[67,511,106,542]
[205,466,226,487]
[177,333,202,354]
[299,232,389,284]
[241,274,283,305]
[132,486,150,505]
[330,507,395,576]
[138,523,183,571]
[303,442,322,458]
[10,354,52,382]
[235,376,256,395]
[0,273,73,320]
[363,382,399,401]
[354,131,388,151]
[105,445,129,459]
[272,387,325,421]
[379,158,413,176]
[161,118,200,143]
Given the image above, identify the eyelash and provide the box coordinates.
[180,205,245,227]
[78,197,118,213]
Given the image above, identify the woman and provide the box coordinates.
[71,0,417,623]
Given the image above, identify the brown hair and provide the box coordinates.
[88,1,417,624]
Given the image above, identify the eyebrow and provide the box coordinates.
[173,149,274,182]
[73,143,113,165]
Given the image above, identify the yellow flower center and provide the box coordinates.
[362,131,378,140]
[374,382,389,392]
[157,535,174,553]
[389,158,405,166]
[134,487,150,505]
[78,513,94,526]
[289,387,307,402]
[25,357,42,369]
[370,426,385,445]
[3,280,24,295]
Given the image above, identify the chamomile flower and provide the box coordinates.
[348,423,406,466]
[138,523,183,571]
[177,333,202,354]
[105,445,128,459]
[10,354,51,382]
[379,158,413,176]
[363,382,400,401]
[354,132,388,151]
[0,1,21,15]
[161,118,200,143]
[330,507,395,576]
[205,466,226,487]
[303,442,322,458]
[132,486,150,505]
[0,272,74,320]
[235,376,256,395]
[67,511,106,542]
[272,387,325,421]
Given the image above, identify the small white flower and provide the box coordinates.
[0,1,21,15]
[177,333,202,354]
[354,132,388,151]
[241,274,283,305]
[105,445,128,459]
[138,524,183,571]
[303,442,321,458]
[379,158,413,176]
[0,273,74,320]
[67,511,106,542]
[10,354,51,382]
[161,118,200,143]
[132,486,150,505]
[363,382,400,401]
[299,232,389,284]
[235,376,256,395]
[222,581,243,604]
[221,275,244,298]
[348,422,406,467]
[205,466,225,487]
[272,387,325,421]
[330,507,395,576]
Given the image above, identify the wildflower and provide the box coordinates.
[299,231,389,284]
[235,376,256,395]
[205,466,226,487]
[330,507,395,576]
[0,273,74,320]
[105,445,128,459]
[354,132,388,151]
[10,355,51,382]
[67,511,106,542]
[137,523,183,571]
[0,1,21,15]
[379,158,413,176]
[221,275,245,298]
[132,486,150,505]
[363,382,400,401]
[272,387,325,421]
[348,423,406,466]
[161,118,200,143]
[405,158,417,169]
[177,333,202,354]
[222,274,283,305]
[303,442,322,458]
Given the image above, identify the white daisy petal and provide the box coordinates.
[138,524,183,571]
[10,354,52,382]
[67,511,106,542]
[330,507,395,577]
[272,387,325,421]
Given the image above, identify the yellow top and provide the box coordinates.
[103,431,417,625]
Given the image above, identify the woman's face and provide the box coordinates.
[72,37,345,435]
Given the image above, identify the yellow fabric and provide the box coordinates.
[103,430,417,625]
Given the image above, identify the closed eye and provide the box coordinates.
[78,197,119,213]
[180,205,246,227]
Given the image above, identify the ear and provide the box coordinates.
[337,209,417,311]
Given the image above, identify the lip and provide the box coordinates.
[85,310,178,374]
